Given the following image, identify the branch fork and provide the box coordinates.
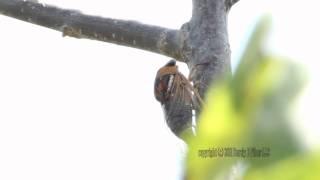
[0,0,240,140]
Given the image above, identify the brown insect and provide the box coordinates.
[154,60,202,140]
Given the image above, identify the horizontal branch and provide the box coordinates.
[0,0,182,60]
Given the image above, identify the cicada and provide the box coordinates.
[154,60,202,140]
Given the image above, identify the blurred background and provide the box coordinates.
[0,0,319,179]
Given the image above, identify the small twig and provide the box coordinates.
[225,0,240,11]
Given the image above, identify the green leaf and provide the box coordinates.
[185,16,308,180]
[245,153,320,180]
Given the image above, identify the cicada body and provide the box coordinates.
[154,60,200,140]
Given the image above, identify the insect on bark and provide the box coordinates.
[154,60,202,141]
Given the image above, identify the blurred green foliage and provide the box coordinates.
[185,16,318,180]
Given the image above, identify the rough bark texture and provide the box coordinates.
[0,0,239,140]
[183,0,233,101]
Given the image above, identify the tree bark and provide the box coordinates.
[0,0,239,138]
[183,0,233,100]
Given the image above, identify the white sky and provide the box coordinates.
[0,0,319,180]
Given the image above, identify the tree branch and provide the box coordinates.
[1,0,239,145]
[185,0,231,99]
[0,0,182,60]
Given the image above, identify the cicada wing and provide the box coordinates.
[163,73,194,138]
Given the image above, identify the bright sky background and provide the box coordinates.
[0,0,319,180]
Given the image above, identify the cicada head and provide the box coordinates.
[154,60,178,104]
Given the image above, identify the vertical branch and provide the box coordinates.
[182,0,232,100]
